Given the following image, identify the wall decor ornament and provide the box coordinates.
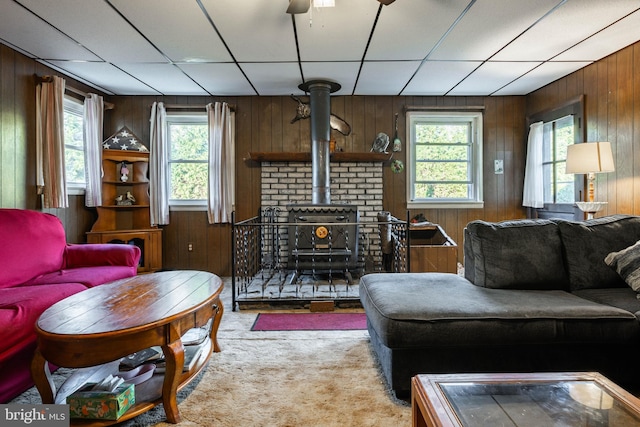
[393,113,402,152]
[391,159,404,173]
[371,132,390,153]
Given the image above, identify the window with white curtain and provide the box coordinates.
[526,96,583,220]
[542,115,575,204]
[407,111,483,209]
[166,113,208,208]
[63,96,85,194]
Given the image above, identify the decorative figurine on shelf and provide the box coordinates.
[120,161,129,182]
[371,132,390,153]
[115,192,136,206]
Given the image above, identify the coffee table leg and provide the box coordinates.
[162,340,185,423]
[30,348,55,404]
[211,299,224,353]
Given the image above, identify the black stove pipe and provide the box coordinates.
[298,80,341,205]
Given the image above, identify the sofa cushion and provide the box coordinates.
[22,266,138,288]
[464,219,568,290]
[0,209,66,289]
[360,273,639,349]
[0,283,87,361]
[554,215,640,291]
[604,240,640,296]
[64,243,140,269]
[573,287,640,320]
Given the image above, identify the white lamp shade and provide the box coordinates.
[566,142,615,174]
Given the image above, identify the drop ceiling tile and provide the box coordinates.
[300,62,362,96]
[493,61,592,96]
[448,61,542,95]
[0,0,100,61]
[46,61,161,95]
[19,0,167,62]
[110,0,232,63]
[430,0,561,61]
[241,63,305,96]
[295,0,379,61]
[554,10,640,61]
[367,0,471,61]
[355,61,421,95]
[198,0,297,62]
[117,63,208,95]
[402,61,481,96]
[179,63,256,96]
[493,0,640,61]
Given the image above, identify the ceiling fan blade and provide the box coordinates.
[287,0,310,14]
[378,0,396,4]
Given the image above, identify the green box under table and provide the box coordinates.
[67,383,135,420]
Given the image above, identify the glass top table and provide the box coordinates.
[411,372,640,427]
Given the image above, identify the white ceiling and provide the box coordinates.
[2,0,640,97]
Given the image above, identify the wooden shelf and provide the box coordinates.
[246,151,393,163]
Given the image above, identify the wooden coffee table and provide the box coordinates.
[412,372,640,427]
[31,270,224,425]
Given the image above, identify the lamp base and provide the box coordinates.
[576,201,607,220]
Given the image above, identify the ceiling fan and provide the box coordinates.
[287,0,395,14]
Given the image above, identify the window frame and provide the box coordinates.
[406,110,484,209]
[166,112,209,210]
[542,115,575,205]
[63,95,86,195]
[527,95,584,220]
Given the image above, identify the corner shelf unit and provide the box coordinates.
[87,149,162,273]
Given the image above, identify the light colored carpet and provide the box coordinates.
[13,278,411,426]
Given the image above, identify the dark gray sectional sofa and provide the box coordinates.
[360,215,640,397]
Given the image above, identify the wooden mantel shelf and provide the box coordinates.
[246,151,393,163]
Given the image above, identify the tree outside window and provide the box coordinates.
[63,97,85,191]
[167,115,208,205]
[407,111,483,209]
[542,115,574,204]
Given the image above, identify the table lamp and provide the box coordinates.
[565,142,615,219]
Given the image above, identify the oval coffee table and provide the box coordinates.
[31,270,224,425]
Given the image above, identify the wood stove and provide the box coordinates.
[288,204,360,283]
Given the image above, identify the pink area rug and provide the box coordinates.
[251,312,367,331]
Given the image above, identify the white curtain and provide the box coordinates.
[83,93,104,207]
[206,102,235,224]
[149,102,170,226]
[522,121,544,208]
[36,76,67,208]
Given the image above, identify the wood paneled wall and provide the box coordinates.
[527,42,640,217]
[4,39,640,275]
[0,44,99,243]
[106,94,527,274]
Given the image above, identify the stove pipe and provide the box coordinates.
[298,80,341,205]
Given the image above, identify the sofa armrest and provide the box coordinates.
[64,243,141,268]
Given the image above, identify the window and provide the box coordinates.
[167,113,208,207]
[527,96,583,220]
[542,115,574,204]
[63,96,85,193]
[407,111,483,208]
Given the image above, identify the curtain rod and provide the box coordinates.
[163,103,236,112]
[37,75,114,110]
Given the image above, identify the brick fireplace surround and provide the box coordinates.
[260,160,384,225]
[260,160,386,268]
[230,160,388,308]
